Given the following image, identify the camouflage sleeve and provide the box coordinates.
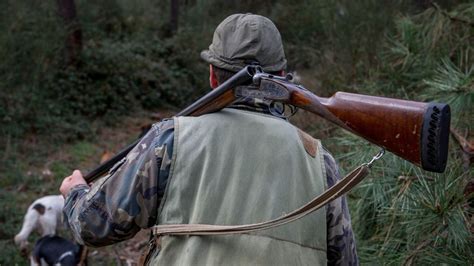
[323,148,359,266]
[63,119,175,247]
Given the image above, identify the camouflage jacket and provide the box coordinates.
[64,99,359,266]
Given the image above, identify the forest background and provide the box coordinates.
[0,0,472,264]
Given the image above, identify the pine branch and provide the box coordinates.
[450,127,474,171]
[404,226,448,266]
[450,128,474,155]
[398,175,434,181]
[378,179,414,257]
[431,2,474,27]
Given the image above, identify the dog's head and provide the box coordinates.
[13,235,30,258]
[32,235,87,266]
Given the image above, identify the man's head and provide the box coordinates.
[201,13,287,87]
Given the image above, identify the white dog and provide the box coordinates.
[14,195,64,252]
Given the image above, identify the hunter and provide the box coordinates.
[60,13,358,265]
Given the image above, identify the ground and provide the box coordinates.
[87,229,150,265]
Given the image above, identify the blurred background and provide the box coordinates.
[0,0,472,264]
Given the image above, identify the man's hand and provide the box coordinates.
[60,170,88,198]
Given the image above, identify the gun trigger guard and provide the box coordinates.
[268,101,285,118]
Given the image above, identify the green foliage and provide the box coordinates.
[0,0,472,264]
[327,3,474,265]
[423,58,474,128]
[378,3,474,98]
[44,34,206,125]
[0,0,210,151]
[0,1,63,140]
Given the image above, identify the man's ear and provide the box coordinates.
[209,65,219,89]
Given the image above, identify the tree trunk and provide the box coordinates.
[170,0,179,34]
[57,0,82,67]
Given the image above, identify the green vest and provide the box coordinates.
[151,108,327,265]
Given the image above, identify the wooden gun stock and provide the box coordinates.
[255,77,451,173]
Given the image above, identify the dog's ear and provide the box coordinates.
[32,203,46,215]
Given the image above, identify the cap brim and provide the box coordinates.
[200,49,244,72]
[200,50,213,64]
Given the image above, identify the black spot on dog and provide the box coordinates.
[33,203,46,215]
[33,235,83,266]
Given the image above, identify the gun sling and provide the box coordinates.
[152,150,383,236]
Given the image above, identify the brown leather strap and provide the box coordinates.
[153,163,370,236]
[138,235,159,266]
[78,246,88,266]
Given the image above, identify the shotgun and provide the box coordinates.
[85,65,450,182]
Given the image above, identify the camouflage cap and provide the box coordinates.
[201,13,287,72]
